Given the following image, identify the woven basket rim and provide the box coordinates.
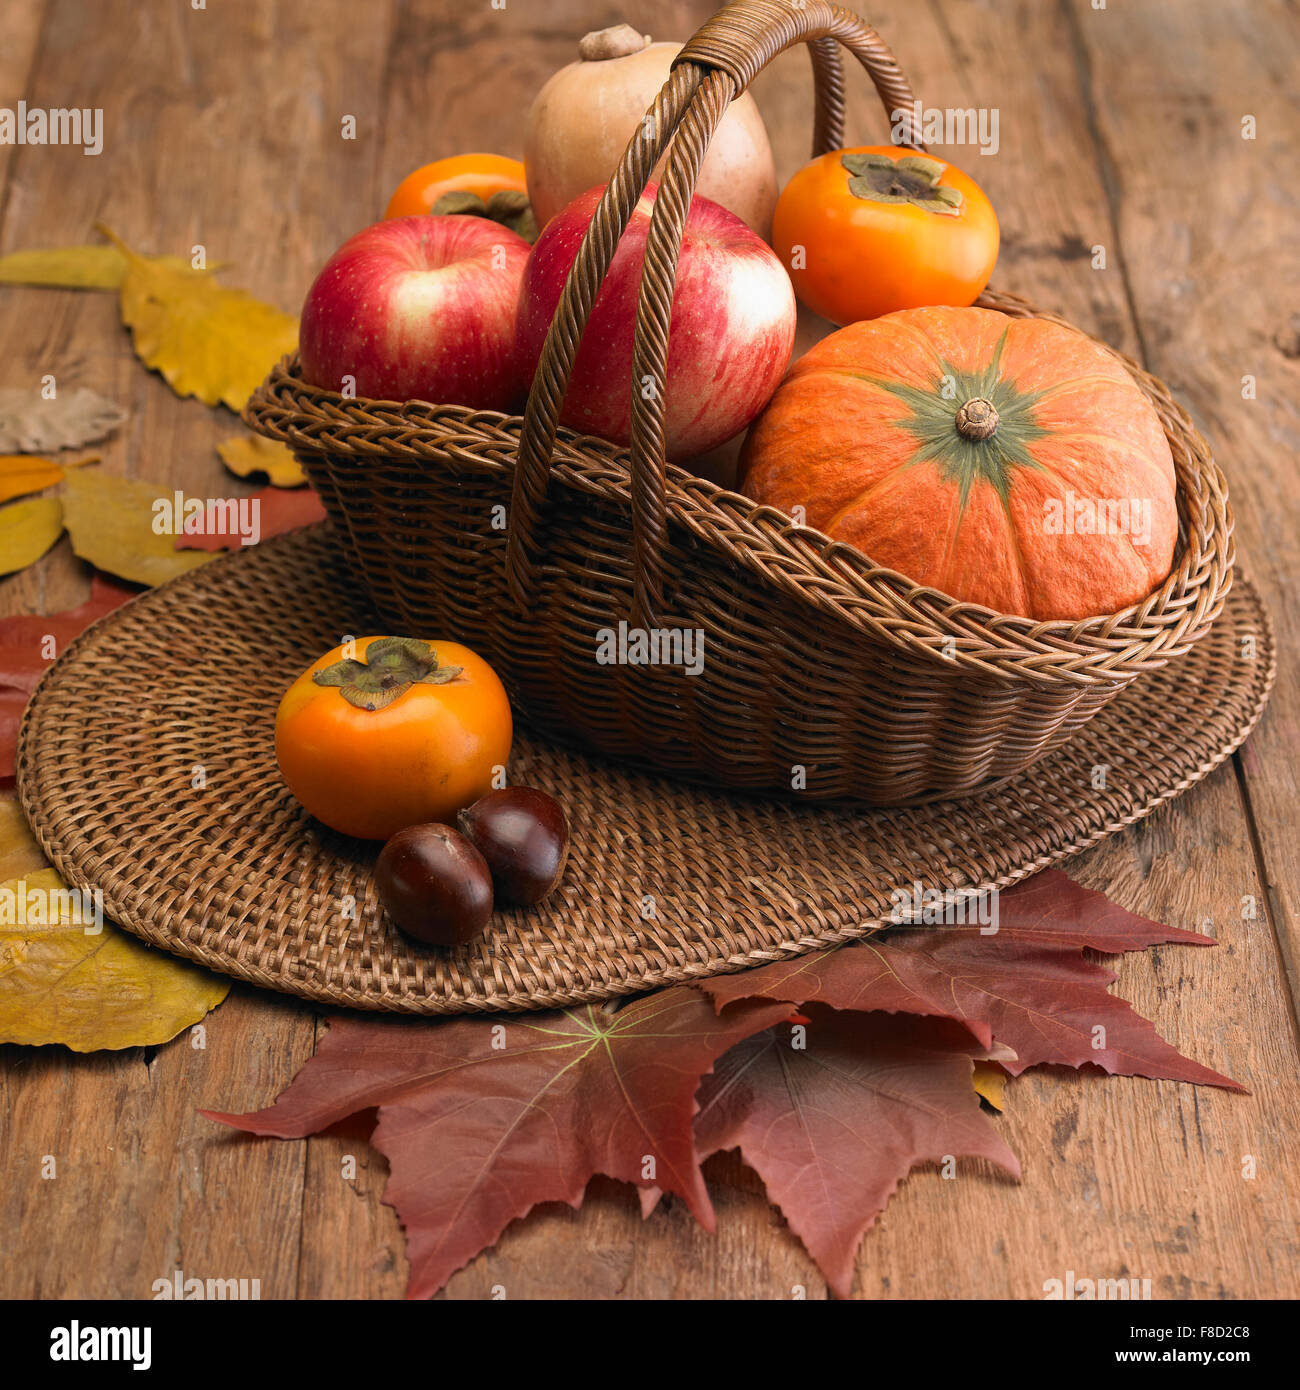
[245,292,1234,688]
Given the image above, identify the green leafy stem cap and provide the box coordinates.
[430,189,538,243]
[312,637,463,712]
[842,153,964,217]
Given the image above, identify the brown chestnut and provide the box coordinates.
[375,823,493,946]
[457,787,569,907]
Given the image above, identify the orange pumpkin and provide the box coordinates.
[740,307,1178,621]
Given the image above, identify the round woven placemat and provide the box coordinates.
[17,526,1275,1015]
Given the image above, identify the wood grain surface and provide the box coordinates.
[0,0,1296,1300]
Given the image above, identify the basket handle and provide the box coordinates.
[506,0,926,626]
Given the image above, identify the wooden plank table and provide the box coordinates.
[1,0,1296,1300]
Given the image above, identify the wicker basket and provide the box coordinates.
[245,0,1234,806]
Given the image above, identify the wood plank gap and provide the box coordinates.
[0,1,52,235]
[296,1012,324,1299]
[1059,0,1152,369]
[924,0,979,106]
[1231,751,1300,1052]
[372,0,407,219]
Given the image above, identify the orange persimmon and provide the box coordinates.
[275,636,512,840]
[772,146,999,325]
[384,153,527,219]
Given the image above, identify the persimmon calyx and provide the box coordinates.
[842,153,965,217]
[431,190,488,216]
[313,637,463,712]
[430,189,538,242]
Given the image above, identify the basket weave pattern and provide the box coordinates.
[246,1,1234,804]
[15,529,1274,1014]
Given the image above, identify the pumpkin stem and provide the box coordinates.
[579,25,650,60]
[955,397,1000,441]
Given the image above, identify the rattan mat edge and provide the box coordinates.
[16,527,1277,1014]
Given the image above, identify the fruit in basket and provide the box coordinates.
[275,636,513,840]
[772,146,999,324]
[740,306,1177,622]
[384,153,537,242]
[523,24,778,238]
[384,152,526,216]
[514,184,796,459]
[375,823,494,946]
[458,787,570,907]
[299,216,529,409]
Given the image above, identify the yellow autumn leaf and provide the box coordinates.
[0,797,46,881]
[98,225,297,411]
[61,470,211,587]
[0,455,63,504]
[0,496,63,575]
[0,244,219,291]
[973,1061,1008,1111]
[0,865,229,1051]
[217,433,306,488]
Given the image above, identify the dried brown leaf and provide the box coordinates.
[0,387,126,453]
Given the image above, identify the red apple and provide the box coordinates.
[515,185,796,459]
[299,215,530,410]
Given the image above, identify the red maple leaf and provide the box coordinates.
[702,871,1243,1090]
[202,987,791,1298]
[200,871,1244,1300]
[173,485,325,551]
[669,1010,1020,1298]
[0,574,137,777]
[0,574,137,696]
